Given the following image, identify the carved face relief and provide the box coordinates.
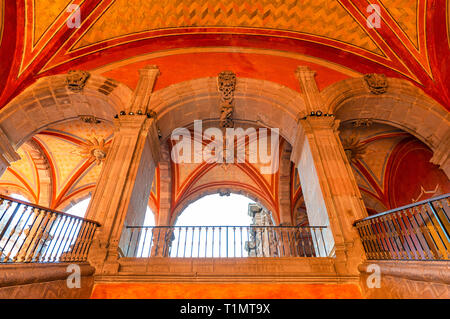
[364,73,388,95]
[92,148,106,160]
[66,70,90,92]
[75,136,109,165]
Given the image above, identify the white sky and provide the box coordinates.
[64,193,254,226]
[7,193,257,258]
[174,193,254,226]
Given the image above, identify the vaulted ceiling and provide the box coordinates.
[0,0,449,109]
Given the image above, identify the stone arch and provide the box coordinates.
[321,77,449,152]
[57,188,94,213]
[170,186,278,226]
[0,73,133,150]
[0,185,34,203]
[150,77,306,146]
[21,139,53,207]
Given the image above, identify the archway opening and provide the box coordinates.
[167,193,274,258]
[65,198,91,218]
[174,193,256,227]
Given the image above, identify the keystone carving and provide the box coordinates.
[364,73,388,95]
[218,71,236,128]
[66,70,90,92]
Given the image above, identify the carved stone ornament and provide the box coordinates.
[66,70,90,92]
[220,106,234,128]
[74,136,109,165]
[79,115,100,124]
[341,134,367,161]
[364,73,388,95]
[352,118,373,128]
[218,71,236,128]
[218,71,236,105]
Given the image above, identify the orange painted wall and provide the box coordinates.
[91,283,362,299]
[101,52,351,92]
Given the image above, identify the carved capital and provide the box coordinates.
[290,117,340,165]
[340,135,367,162]
[301,116,340,132]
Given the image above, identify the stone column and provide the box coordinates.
[0,127,20,178]
[278,141,292,225]
[86,66,161,274]
[157,144,172,226]
[291,66,367,275]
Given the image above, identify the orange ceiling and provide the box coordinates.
[0,0,448,109]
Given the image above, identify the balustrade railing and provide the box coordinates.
[122,225,329,258]
[354,194,449,261]
[0,195,100,263]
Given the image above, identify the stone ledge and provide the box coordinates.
[358,260,450,285]
[115,257,340,278]
[95,274,360,284]
[0,262,95,288]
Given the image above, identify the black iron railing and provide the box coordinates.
[0,195,100,263]
[354,194,449,261]
[122,225,329,258]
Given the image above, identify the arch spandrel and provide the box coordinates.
[0,73,133,149]
[321,77,450,152]
[150,77,306,146]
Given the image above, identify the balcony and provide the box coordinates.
[120,225,329,258]
[354,193,449,261]
[0,195,99,263]
[1,194,449,298]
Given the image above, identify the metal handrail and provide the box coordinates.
[0,194,100,226]
[353,193,450,224]
[354,194,449,261]
[122,225,329,258]
[0,194,100,263]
